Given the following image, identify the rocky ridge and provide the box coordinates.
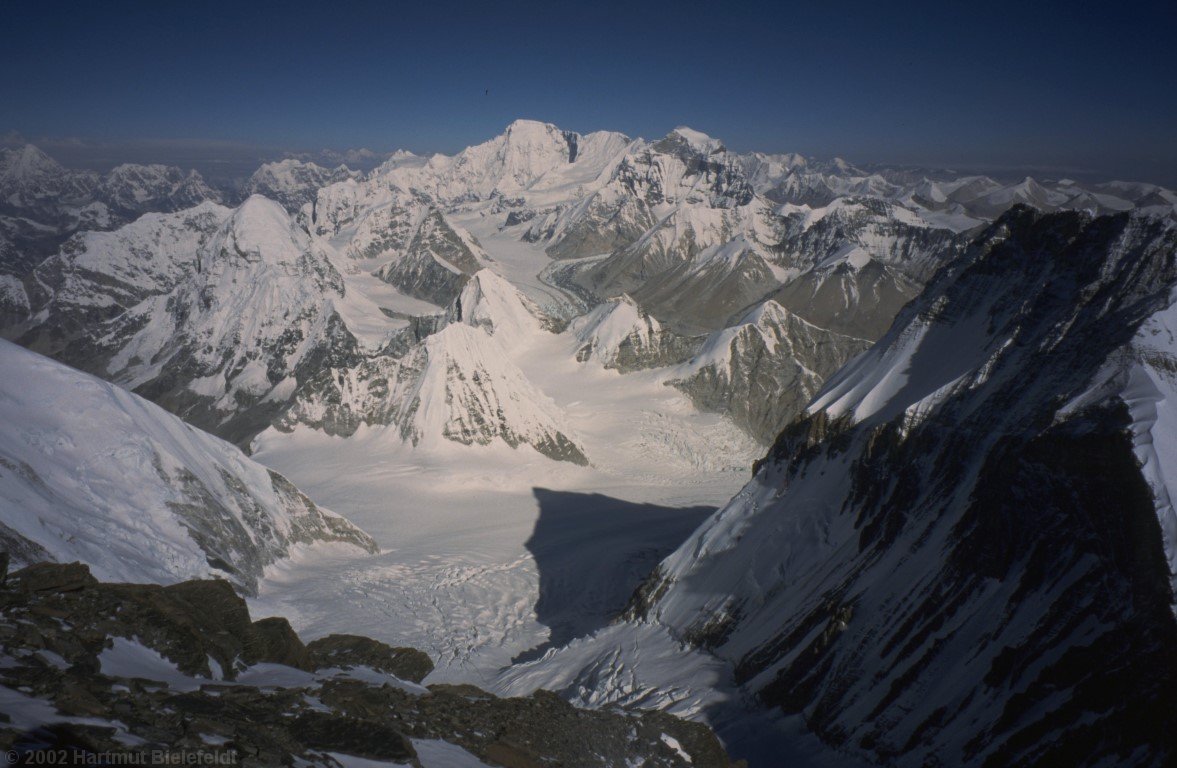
[0,562,738,768]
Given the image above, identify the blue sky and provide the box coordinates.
[3,0,1175,183]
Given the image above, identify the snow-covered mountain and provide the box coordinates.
[13,119,1175,457]
[98,162,220,219]
[246,158,358,212]
[569,294,699,371]
[278,269,588,464]
[5,119,1177,766]
[103,196,361,445]
[302,181,490,305]
[565,207,1177,766]
[7,196,361,446]
[668,300,870,443]
[0,339,377,595]
[0,144,223,275]
[15,201,231,356]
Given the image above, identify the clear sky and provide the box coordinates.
[3,0,1175,183]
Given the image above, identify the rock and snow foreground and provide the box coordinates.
[0,562,735,767]
[0,339,376,596]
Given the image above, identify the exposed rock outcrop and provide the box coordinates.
[0,563,737,768]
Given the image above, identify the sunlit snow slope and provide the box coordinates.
[0,340,376,595]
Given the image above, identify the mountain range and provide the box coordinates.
[1,120,1175,767]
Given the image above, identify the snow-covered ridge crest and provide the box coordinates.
[619,207,1177,766]
[0,340,377,596]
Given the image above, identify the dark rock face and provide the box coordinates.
[305,634,433,683]
[375,208,484,306]
[0,564,737,768]
[639,209,1177,766]
[244,617,313,671]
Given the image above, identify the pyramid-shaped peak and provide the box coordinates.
[447,269,541,349]
[0,143,65,179]
[204,195,306,269]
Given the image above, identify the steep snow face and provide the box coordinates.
[278,323,586,464]
[1124,299,1177,593]
[0,340,376,595]
[406,324,587,463]
[569,294,699,371]
[246,159,357,212]
[1060,287,1177,597]
[446,268,545,351]
[100,196,360,445]
[615,209,1177,766]
[669,300,870,443]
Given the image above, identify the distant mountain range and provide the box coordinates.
[2,120,1175,767]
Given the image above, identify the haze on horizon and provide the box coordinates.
[3,0,1175,186]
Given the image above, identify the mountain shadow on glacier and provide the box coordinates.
[514,489,714,663]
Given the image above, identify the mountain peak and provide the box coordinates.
[410,323,587,464]
[208,195,308,268]
[667,126,726,155]
[446,269,542,350]
[505,118,562,136]
[0,143,65,181]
